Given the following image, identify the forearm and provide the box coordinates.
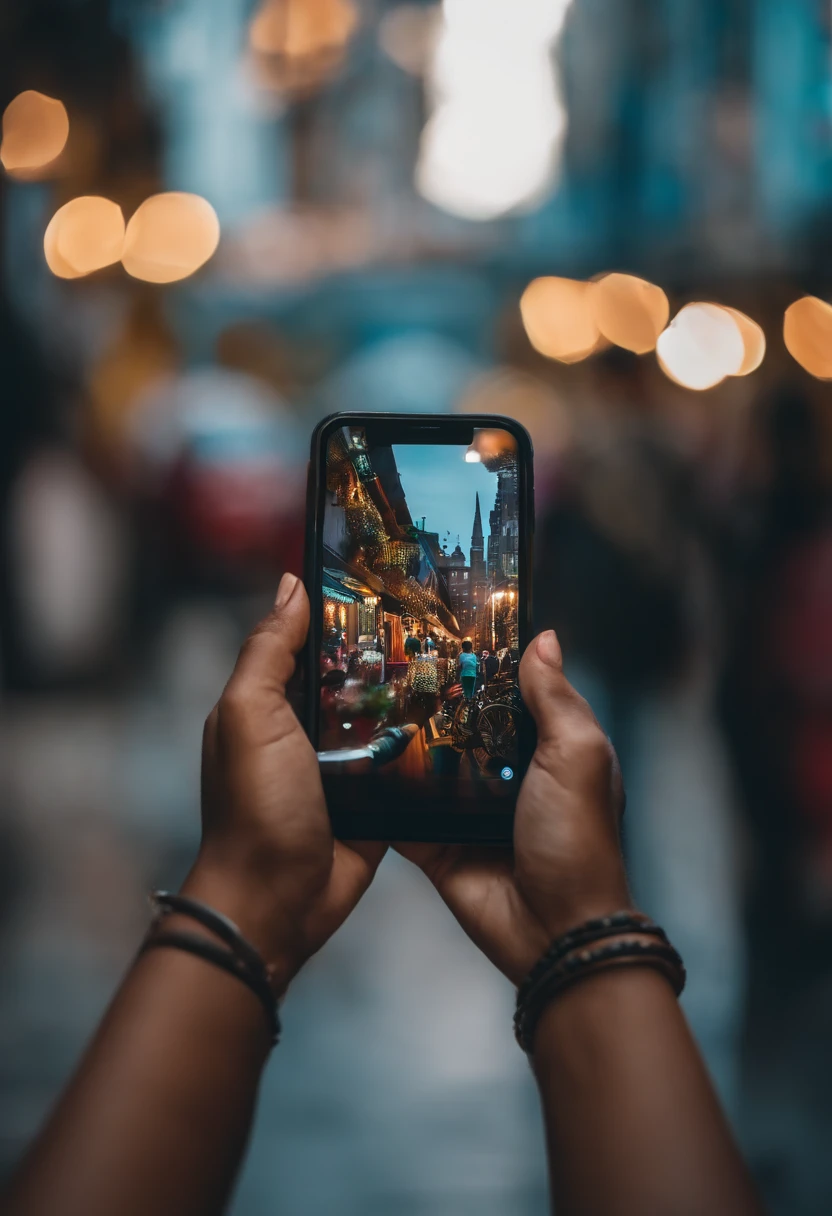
[5,945,272,1216]
[532,967,762,1216]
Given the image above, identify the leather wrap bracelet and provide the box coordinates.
[142,891,282,1047]
[514,911,685,1054]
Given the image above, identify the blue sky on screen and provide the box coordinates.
[392,443,498,563]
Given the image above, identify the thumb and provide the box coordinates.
[519,629,591,747]
[231,573,310,695]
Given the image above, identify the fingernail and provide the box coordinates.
[536,630,560,666]
[275,573,299,610]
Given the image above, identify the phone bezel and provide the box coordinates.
[304,411,534,842]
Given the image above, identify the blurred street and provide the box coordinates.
[4,1,832,1213]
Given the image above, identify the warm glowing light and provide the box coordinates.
[464,448,481,463]
[249,0,358,95]
[656,304,744,391]
[520,277,600,363]
[1,90,69,176]
[121,192,220,283]
[43,216,83,279]
[44,196,125,279]
[721,307,766,376]
[783,296,832,380]
[251,0,357,55]
[416,0,574,220]
[591,273,669,355]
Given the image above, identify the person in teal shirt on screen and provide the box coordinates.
[458,640,479,700]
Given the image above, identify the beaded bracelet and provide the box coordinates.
[514,917,685,1054]
[516,911,667,1009]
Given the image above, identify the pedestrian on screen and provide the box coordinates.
[458,640,479,700]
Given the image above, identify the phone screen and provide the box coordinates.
[316,423,525,813]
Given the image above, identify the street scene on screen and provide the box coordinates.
[318,426,521,795]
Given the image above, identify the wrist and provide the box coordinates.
[179,861,304,996]
[520,873,636,945]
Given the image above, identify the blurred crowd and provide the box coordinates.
[3,2,832,1214]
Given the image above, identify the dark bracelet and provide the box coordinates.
[150,891,273,988]
[515,924,685,1055]
[516,911,667,1009]
[139,930,281,1046]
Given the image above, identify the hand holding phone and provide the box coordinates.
[397,628,631,985]
[183,573,386,995]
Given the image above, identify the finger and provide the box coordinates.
[519,629,598,746]
[230,573,309,695]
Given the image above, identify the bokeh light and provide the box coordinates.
[721,307,766,376]
[458,367,572,459]
[416,0,574,220]
[656,303,744,390]
[249,0,358,96]
[591,272,669,354]
[250,0,357,55]
[43,197,125,279]
[1,90,69,176]
[783,296,832,380]
[520,276,600,362]
[121,192,220,283]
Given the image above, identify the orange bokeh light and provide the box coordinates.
[783,296,832,380]
[121,192,220,283]
[250,0,357,58]
[44,196,125,279]
[1,90,69,176]
[520,277,600,363]
[591,272,669,354]
[721,307,765,376]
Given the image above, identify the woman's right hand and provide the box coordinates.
[397,629,633,985]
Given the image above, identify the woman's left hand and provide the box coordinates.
[183,573,386,994]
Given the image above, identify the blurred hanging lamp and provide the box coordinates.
[591,273,669,355]
[783,296,832,380]
[520,277,604,363]
[248,0,359,97]
[1,90,69,178]
[44,196,125,278]
[656,303,744,391]
[121,192,220,284]
[720,307,766,376]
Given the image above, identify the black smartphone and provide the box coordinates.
[304,412,534,841]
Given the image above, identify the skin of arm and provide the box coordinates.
[398,630,764,1216]
[4,574,385,1216]
[4,580,763,1216]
